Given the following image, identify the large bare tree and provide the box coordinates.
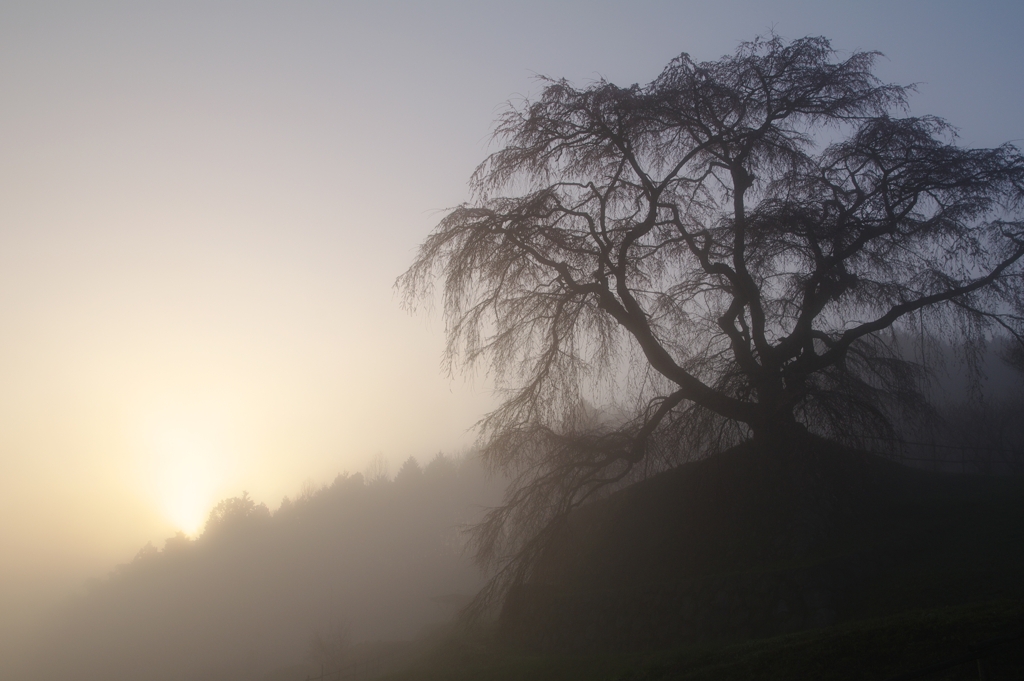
[399,36,1024,594]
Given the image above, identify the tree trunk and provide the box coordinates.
[750,406,809,452]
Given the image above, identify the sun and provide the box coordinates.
[149,426,224,536]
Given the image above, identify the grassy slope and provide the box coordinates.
[381,600,1024,681]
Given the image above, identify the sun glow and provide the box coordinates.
[147,425,228,537]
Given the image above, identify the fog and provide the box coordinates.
[4,453,504,680]
[1,2,1022,679]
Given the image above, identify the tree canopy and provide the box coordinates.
[399,35,1024,595]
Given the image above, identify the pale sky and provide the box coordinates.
[1,0,1022,636]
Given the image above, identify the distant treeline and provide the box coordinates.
[12,453,504,681]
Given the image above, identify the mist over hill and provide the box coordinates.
[7,453,504,681]
[4,343,1020,681]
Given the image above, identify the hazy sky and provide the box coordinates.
[1,0,1022,630]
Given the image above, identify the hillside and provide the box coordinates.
[497,436,1024,651]
[381,600,1024,681]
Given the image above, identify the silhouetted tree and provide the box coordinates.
[364,452,391,486]
[163,531,193,554]
[400,35,1024,598]
[424,452,459,483]
[202,491,270,539]
[394,456,424,486]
